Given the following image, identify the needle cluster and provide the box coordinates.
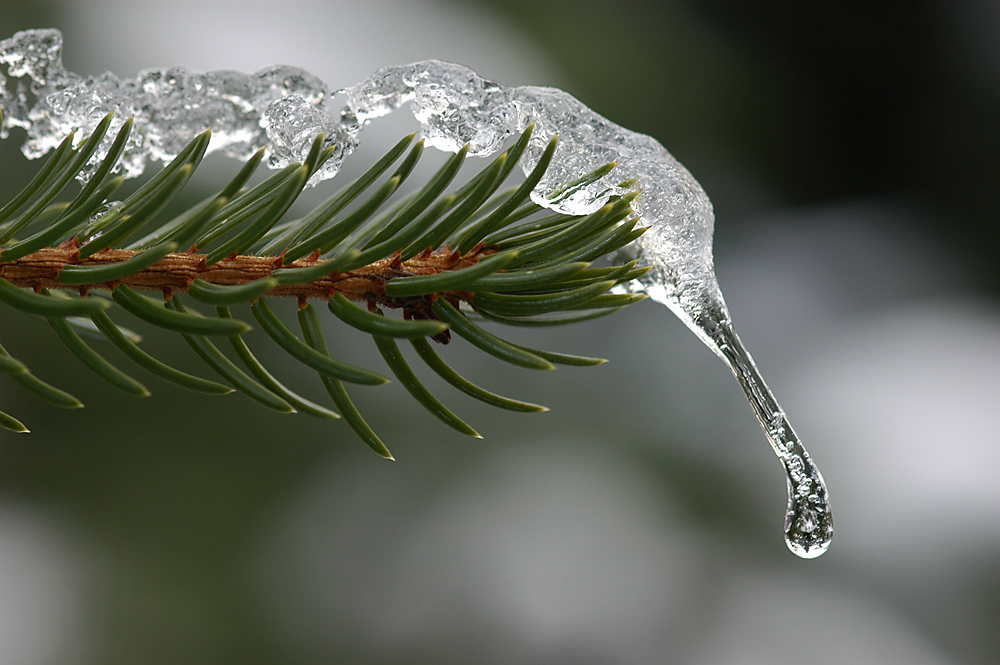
[0,110,647,456]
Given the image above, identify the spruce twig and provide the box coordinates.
[0,112,648,454]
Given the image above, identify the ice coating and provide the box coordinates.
[1,29,832,557]
[1,29,340,182]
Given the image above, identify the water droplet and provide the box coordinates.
[677,293,833,559]
[87,201,121,224]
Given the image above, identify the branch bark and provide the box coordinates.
[0,246,490,304]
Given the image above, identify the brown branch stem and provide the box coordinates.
[0,246,490,306]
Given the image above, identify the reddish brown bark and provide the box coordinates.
[0,246,489,305]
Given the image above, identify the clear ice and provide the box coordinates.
[1,29,832,557]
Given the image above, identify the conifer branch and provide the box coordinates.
[0,109,649,454]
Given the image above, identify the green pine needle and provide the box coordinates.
[0,117,648,454]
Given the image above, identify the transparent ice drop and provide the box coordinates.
[661,285,833,558]
[1,29,832,556]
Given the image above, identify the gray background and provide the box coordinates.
[2,1,998,663]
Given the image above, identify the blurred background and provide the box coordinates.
[2,0,999,663]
